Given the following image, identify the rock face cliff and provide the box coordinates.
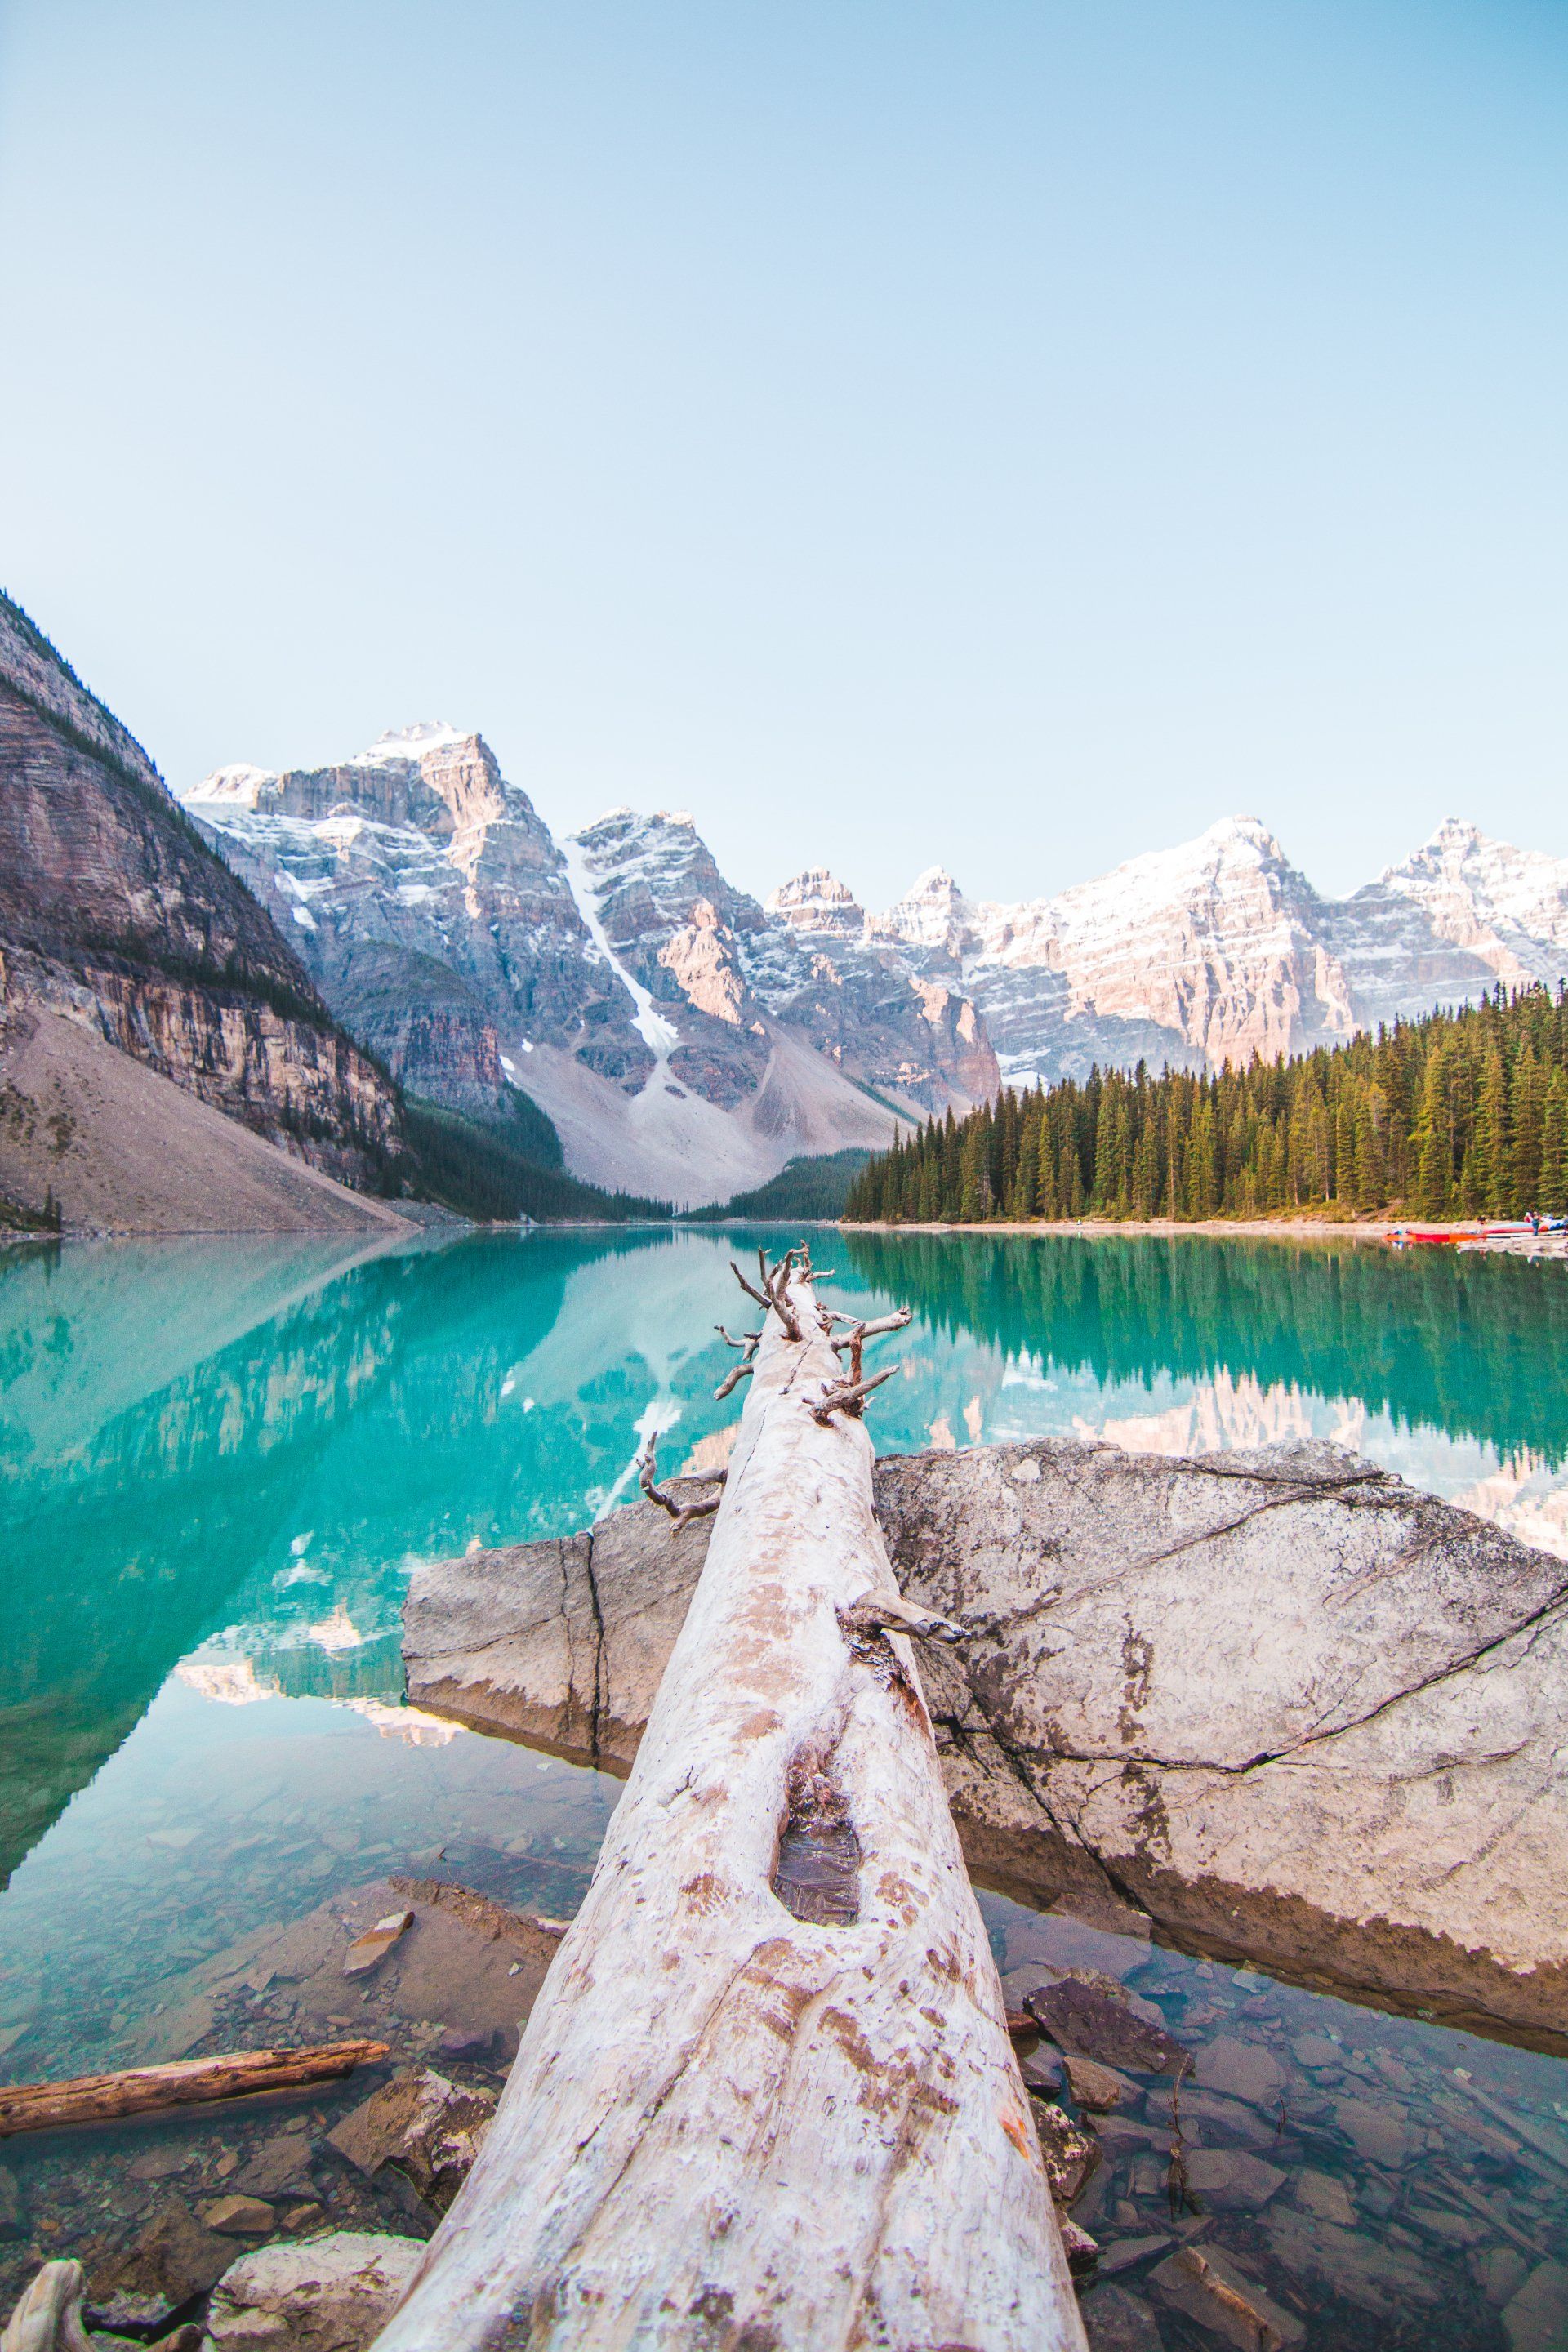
[185,758,1001,1206]
[0,596,404,1192]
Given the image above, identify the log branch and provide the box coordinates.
[0,2042,388,2140]
[831,1307,912,1351]
[731,1263,770,1310]
[714,1361,755,1401]
[808,1365,898,1423]
[639,1441,725,1526]
[839,1593,972,1646]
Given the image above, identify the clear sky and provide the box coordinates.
[2,1,1565,911]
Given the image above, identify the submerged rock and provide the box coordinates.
[326,2071,494,2217]
[1031,2098,1101,2207]
[405,1436,1568,2048]
[1080,2279,1164,2351]
[198,2200,275,2239]
[1026,1980,1187,2078]
[1149,2242,1305,2350]
[204,2234,424,2352]
[96,2203,236,2305]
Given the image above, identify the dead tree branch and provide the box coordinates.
[715,1361,755,1401]
[639,1440,725,1526]
[839,1593,971,1646]
[808,1365,898,1423]
[831,1307,912,1352]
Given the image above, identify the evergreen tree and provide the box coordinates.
[841,982,1568,1227]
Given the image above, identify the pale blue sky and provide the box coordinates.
[2,1,1565,909]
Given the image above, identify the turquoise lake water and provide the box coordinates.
[2,1225,1566,2345]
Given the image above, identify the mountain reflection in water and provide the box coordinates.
[3,1225,1567,1893]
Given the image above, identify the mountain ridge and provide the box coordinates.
[183,726,1568,1203]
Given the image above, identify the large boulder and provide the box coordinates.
[403,1437,1568,2050]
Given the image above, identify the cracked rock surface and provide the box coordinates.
[403,1437,1568,2049]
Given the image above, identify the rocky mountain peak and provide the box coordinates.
[871,866,974,960]
[765,869,866,938]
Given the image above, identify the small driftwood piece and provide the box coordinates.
[0,2041,389,2140]
[639,1440,724,1526]
[374,1250,1080,2352]
[2,2261,93,2352]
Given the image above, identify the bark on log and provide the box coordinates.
[375,1258,1081,2351]
[0,2042,389,2138]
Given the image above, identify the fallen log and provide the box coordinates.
[376,1247,1080,2351]
[0,2041,389,2138]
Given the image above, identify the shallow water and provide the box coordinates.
[2,1225,1566,2344]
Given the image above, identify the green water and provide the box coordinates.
[2,1226,1566,2345]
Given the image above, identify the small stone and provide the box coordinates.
[1332,2095,1418,2167]
[434,2027,495,2065]
[1027,1980,1187,2077]
[1405,2199,1486,2247]
[1370,2051,1417,2095]
[1182,2148,1286,2210]
[1192,2037,1285,2109]
[1290,2033,1341,2070]
[0,2162,25,2243]
[283,2203,324,2233]
[96,2203,236,2301]
[326,2069,495,2216]
[1477,2248,1533,2309]
[1503,2261,1568,2352]
[1059,2216,1099,2274]
[1031,2099,1101,2207]
[205,2232,425,2352]
[200,2196,277,2237]
[1293,2167,1355,2226]
[1018,2050,1064,2096]
[1062,2054,1131,2112]
[1175,2087,1278,2149]
[1082,2282,1164,2352]
[1151,2243,1307,2349]
[342,1913,412,1978]
[1096,2236,1173,2277]
[127,2147,192,2184]
[214,2150,238,2180]
[236,2136,314,2199]
[84,2291,176,2340]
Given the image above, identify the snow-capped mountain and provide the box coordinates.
[184,736,998,1205]
[185,733,1568,1199]
[876,816,1568,1086]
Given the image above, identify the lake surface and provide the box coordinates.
[2,1225,1566,2346]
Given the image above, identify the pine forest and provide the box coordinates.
[843,984,1568,1226]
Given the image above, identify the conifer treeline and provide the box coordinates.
[844,985,1568,1225]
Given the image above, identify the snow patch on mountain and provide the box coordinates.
[559,831,680,1069]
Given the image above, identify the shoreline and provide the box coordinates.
[840,1214,1568,1255]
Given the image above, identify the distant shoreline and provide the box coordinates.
[838,1214,1553,1248]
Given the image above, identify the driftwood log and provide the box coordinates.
[0,2041,389,2138]
[375,1249,1080,2351]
